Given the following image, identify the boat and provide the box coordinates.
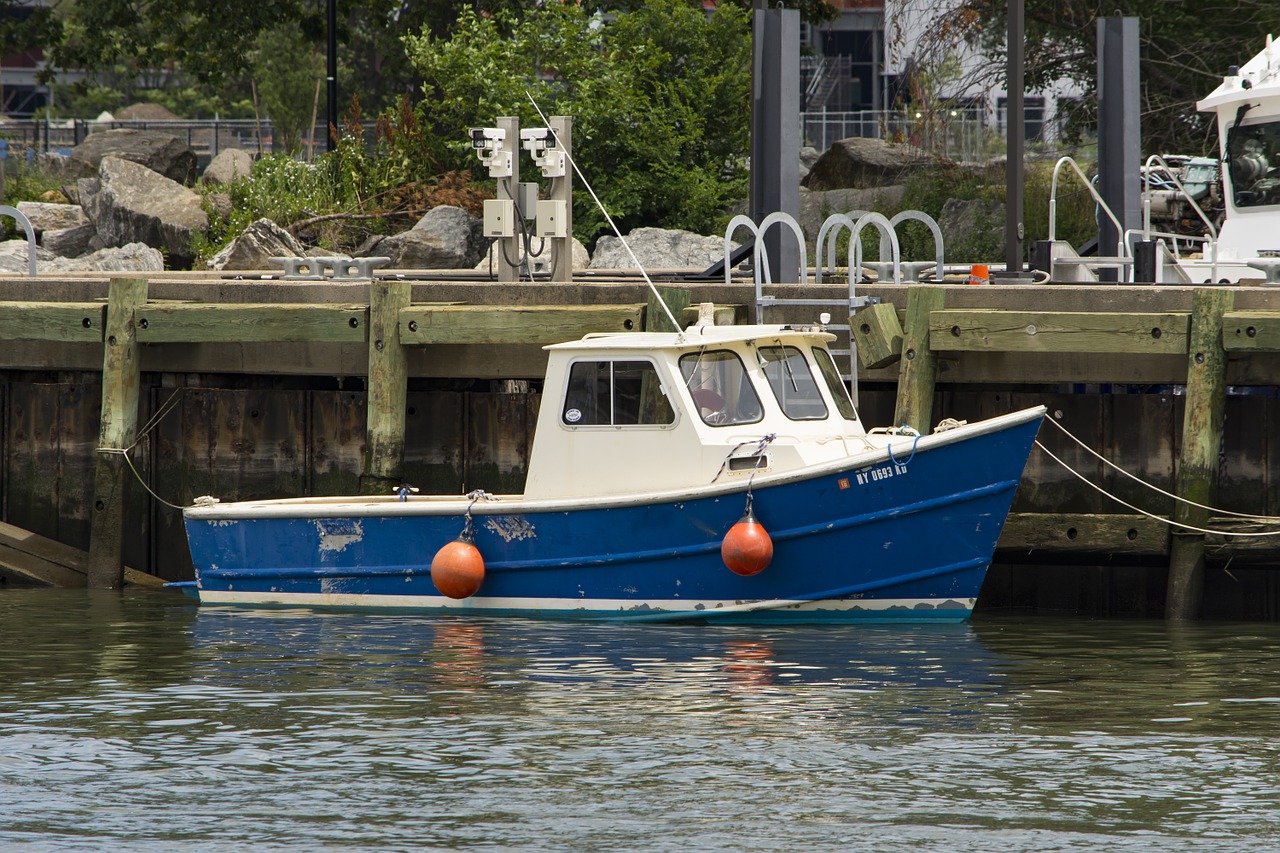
[179,306,1044,623]
[1177,34,1280,282]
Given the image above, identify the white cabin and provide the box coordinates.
[1197,34,1280,262]
[522,321,870,501]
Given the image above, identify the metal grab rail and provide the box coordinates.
[0,205,38,276]
[1050,156,1127,278]
[1140,154,1219,283]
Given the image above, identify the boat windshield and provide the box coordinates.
[678,350,763,426]
[1227,119,1280,208]
[759,345,828,420]
[562,359,675,426]
[812,347,859,421]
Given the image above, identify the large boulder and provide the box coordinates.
[65,129,199,186]
[938,197,1005,258]
[0,239,53,274]
[42,223,102,258]
[796,186,907,248]
[802,138,938,191]
[15,201,88,235]
[373,205,485,269]
[207,218,307,270]
[590,227,735,271]
[42,242,165,273]
[202,148,254,186]
[86,156,208,267]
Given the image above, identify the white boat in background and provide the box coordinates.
[1180,34,1280,283]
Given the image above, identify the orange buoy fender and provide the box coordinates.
[431,536,486,599]
[721,508,773,576]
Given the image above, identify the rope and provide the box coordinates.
[869,425,922,469]
[525,91,683,337]
[711,433,776,483]
[1034,440,1280,538]
[461,489,498,539]
[1042,414,1280,523]
[96,387,192,510]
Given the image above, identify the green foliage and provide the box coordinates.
[250,26,325,152]
[404,0,752,245]
[923,0,1278,155]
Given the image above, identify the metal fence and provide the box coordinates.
[801,109,992,162]
[0,112,995,168]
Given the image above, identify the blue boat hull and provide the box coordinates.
[183,410,1043,623]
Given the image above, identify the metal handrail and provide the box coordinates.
[0,205,38,276]
[1140,154,1219,282]
[1050,156,1127,277]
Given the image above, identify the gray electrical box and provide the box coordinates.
[483,199,514,238]
[536,200,567,238]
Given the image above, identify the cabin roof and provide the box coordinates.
[543,324,837,353]
[1199,34,1280,113]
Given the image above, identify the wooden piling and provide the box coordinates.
[893,286,945,432]
[362,280,411,495]
[87,277,148,589]
[1165,287,1234,620]
[645,286,691,333]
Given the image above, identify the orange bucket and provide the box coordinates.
[968,264,989,285]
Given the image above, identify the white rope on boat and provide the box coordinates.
[525,91,684,338]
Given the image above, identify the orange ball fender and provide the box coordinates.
[721,508,773,576]
[431,536,486,599]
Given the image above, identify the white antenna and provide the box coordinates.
[524,91,683,337]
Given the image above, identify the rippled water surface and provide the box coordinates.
[2,589,1279,851]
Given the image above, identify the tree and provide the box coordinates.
[404,0,753,243]
[897,0,1280,155]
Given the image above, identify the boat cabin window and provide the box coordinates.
[561,360,675,426]
[678,350,763,426]
[813,346,859,421]
[759,346,828,420]
[1228,119,1280,208]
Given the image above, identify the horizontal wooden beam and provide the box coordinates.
[0,302,105,342]
[1222,310,1280,352]
[135,303,369,343]
[998,512,1170,556]
[0,520,161,587]
[400,304,645,345]
[929,310,1190,354]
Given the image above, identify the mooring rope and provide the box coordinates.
[1036,419,1280,538]
[96,387,193,510]
[711,433,776,484]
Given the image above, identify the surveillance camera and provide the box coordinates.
[520,128,553,148]
[469,127,506,149]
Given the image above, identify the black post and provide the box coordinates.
[1005,0,1024,272]
[327,0,338,152]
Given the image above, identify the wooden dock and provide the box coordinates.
[1,272,1278,619]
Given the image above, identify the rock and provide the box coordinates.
[796,186,907,248]
[65,129,199,186]
[938,197,1005,259]
[377,205,485,269]
[87,156,208,266]
[70,177,100,210]
[115,102,180,121]
[207,218,307,271]
[206,192,234,222]
[43,242,165,273]
[590,227,736,271]
[42,223,102,258]
[15,201,88,235]
[473,237,591,274]
[798,146,821,183]
[0,239,52,274]
[202,148,254,186]
[36,152,69,179]
[802,138,939,191]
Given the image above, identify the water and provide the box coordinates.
[2,589,1279,852]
